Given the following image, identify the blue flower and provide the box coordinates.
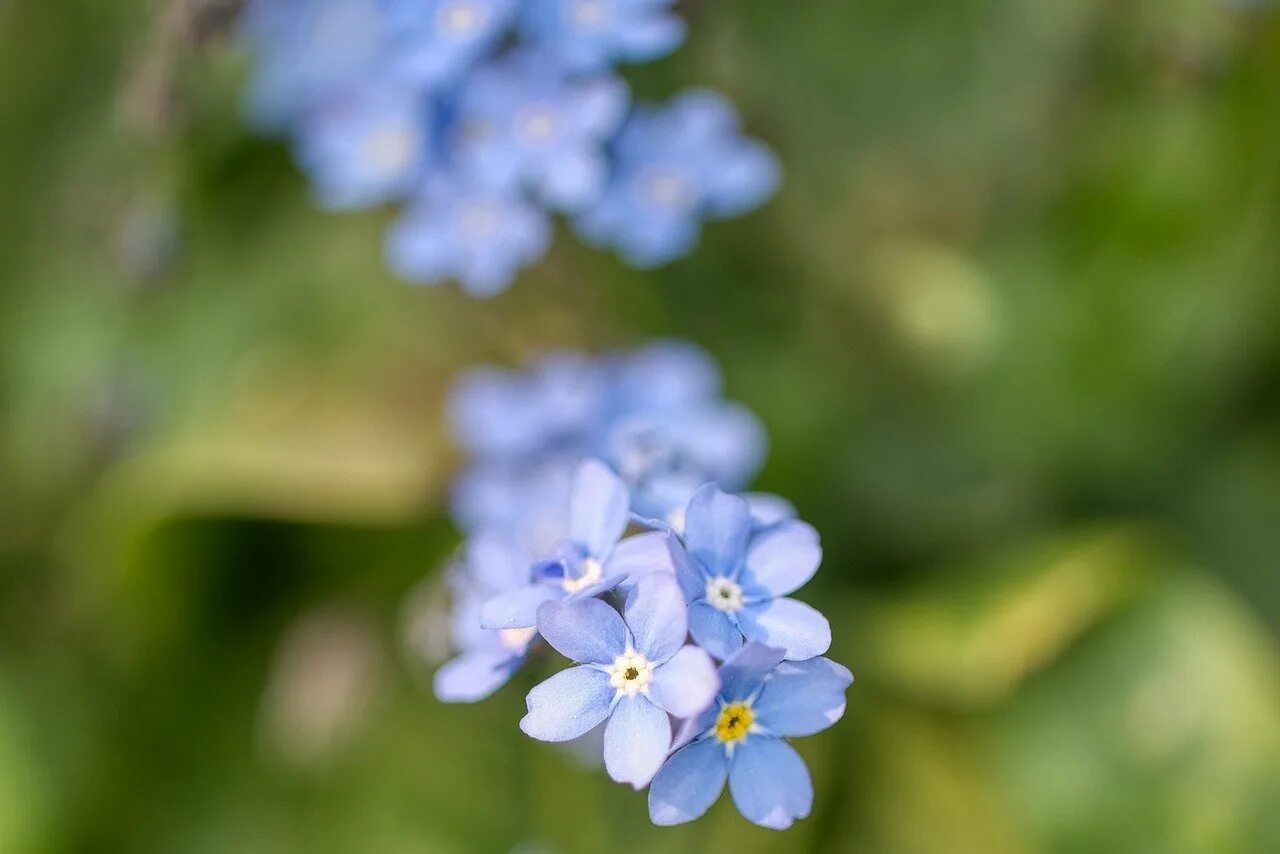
[521,574,719,787]
[454,52,629,210]
[380,0,518,90]
[434,534,539,702]
[670,484,829,661]
[385,176,551,296]
[520,0,685,73]
[576,89,780,267]
[479,459,674,630]
[294,81,431,209]
[648,642,852,829]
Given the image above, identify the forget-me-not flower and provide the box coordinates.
[576,89,780,267]
[522,574,719,787]
[520,0,686,73]
[386,175,551,296]
[380,0,518,90]
[648,642,852,828]
[454,52,630,210]
[479,459,674,630]
[670,484,829,661]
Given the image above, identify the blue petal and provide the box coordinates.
[480,585,560,630]
[728,737,813,830]
[717,641,787,702]
[742,520,822,597]
[742,493,797,530]
[433,648,521,703]
[616,14,685,62]
[649,645,719,718]
[688,603,743,661]
[569,459,630,559]
[738,598,831,661]
[667,533,706,602]
[603,695,671,789]
[753,657,853,737]
[466,533,530,594]
[683,484,752,578]
[624,574,687,663]
[648,739,729,826]
[520,666,615,742]
[605,531,675,586]
[536,597,629,665]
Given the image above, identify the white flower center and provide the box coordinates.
[439,1,486,37]
[362,124,417,175]
[644,168,694,210]
[608,650,654,696]
[706,576,744,612]
[498,627,537,652]
[665,505,687,535]
[455,202,501,241]
[569,0,608,29]
[517,104,560,146]
[562,557,603,593]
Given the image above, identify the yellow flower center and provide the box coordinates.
[562,557,603,593]
[714,702,754,743]
[608,651,654,696]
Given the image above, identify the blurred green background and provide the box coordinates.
[3,1,1280,851]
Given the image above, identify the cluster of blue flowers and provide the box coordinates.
[241,0,780,295]
[435,343,852,829]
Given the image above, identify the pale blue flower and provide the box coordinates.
[386,175,551,296]
[671,485,829,662]
[649,642,853,829]
[520,0,685,73]
[576,89,780,267]
[380,0,518,90]
[521,574,719,787]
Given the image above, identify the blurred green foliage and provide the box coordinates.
[2,1,1280,851]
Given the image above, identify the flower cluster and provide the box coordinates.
[241,0,780,295]
[433,341,851,828]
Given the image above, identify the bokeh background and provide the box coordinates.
[3,1,1280,851]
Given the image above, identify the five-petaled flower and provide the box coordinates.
[521,574,719,788]
[648,642,853,829]
[670,484,830,662]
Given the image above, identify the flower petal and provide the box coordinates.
[753,657,854,737]
[649,645,719,718]
[569,458,630,559]
[480,585,560,630]
[718,641,787,702]
[536,597,629,665]
[604,695,671,789]
[466,533,529,594]
[433,648,520,703]
[688,603,743,662]
[624,574,688,663]
[738,597,831,661]
[742,493,796,530]
[605,531,675,586]
[520,666,615,742]
[728,737,813,830]
[648,739,729,826]
[667,533,706,602]
[742,520,821,597]
[683,484,752,578]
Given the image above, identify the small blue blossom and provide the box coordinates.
[520,0,685,74]
[380,0,518,90]
[670,484,829,662]
[576,89,780,267]
[434,534,538,702]
[454,52,630,210]
[386,176,551,296]
[648,642,853,829]
[478,459,674,630]
[521,574,719,787]
[294,82,431,209]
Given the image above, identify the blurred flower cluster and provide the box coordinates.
[241,0,780,294]
[432,341,851,828]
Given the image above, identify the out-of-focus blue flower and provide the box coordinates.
[671,485,829,662]
[454,52,630,210]
[521,0,686,73]
[648,642,852,829]
[521,574,719,788]
[380,0,518,89]
[386,176,551,296]
[294,82,431,209]
[242,0,388,131]
[478,460,674,630]
[576,89,780,267]
[434,534,539,702]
